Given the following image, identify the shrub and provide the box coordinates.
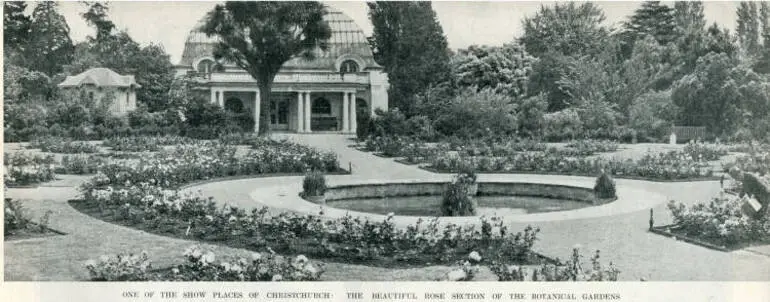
[667,195,770,247]
[165,246,324,281]
[56,155,105,175]
[4,152,56,186]
[85,251,152,281]
[594,172,616,199]
[441,174,478,216]
[490,247,620,281]
[28,137,100,154]
[302,171,326,196]
[4,198,54,236]
[4,198,30,235]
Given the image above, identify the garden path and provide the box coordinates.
[264,134,770,281]
[5,135,770,281]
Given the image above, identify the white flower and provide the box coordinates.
[201,252,216,263]
[99,255,110,263]
[295,255,308,263]
[468,251,482,262]
[387,212,395,218]
[172,268,180,275]
[84,260,96,268]
[304,263,318,275]
[205,215,214,222]
[446,269,467,281]
[228,216,237,223]
[251,252,262,261]
[222,262,231,271]
[272,274,283,281]
[231,264,243,273]
[506,265,520,274]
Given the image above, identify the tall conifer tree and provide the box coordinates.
[368,1,451,116]
[26,2,74,76]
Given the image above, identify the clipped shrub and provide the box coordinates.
[441,174,478,216]
[593,172,616,199]
[302,171,326,197]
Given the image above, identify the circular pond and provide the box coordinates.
[321,181,613,217]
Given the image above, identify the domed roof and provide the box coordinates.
[179,5,380,70]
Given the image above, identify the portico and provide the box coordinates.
[176,7,389,134]
[207,87,363,133]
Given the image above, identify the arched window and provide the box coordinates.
[224,97,244,113]
[340,60,359,73]
[196,59,215,74]
[311,98,332,115]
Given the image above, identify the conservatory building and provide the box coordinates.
[174,7,389,133]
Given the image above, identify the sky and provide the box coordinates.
[48,1,741,64]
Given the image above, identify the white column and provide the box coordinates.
[304,92,312,132]
[296,92,304,133]
[342,91,349,132]
[210,88,217,105]
[350,91,357,134]
[253,89,260,133]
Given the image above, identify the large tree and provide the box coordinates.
[671,52,743,136]
[368,1,451,116]
[3,1,31,54]
[201,2,331,135]
[450,43,535,97]
[520,2,609,59]
[673,1,706,33]
[621,1,676,58]
[737,2,761,58]
[26,2,75,76]
[519,2,610,111]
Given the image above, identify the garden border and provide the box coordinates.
[177,169,351,190]
[649,225,732,252]
[418,166,722,183]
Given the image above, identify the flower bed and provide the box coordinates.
[682,141,728,161]
[101,136,186,152]
[725,151,770,175]
[665,195,770,249]
[84,246,323,281]
[71,186,545,267]
[4,152,56,186]
[489,246,619,281]
[82,140,340,190]
[565,139,619,154]
[55,155,107,175]
[429,150,715,181]
[28,137,100,154]
[362,136,552,159]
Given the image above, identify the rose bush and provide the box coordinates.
[489,247,620,281]
[28,137,100,154]
[77,179,542,266]
[431,150,714,181]
[4,152,56,186]
[56,155,106,175]
[80,140,339,190]
[667,195,770,248]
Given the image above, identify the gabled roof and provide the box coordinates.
[58,67,141,88]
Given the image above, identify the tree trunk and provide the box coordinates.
[257,79,273,136]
